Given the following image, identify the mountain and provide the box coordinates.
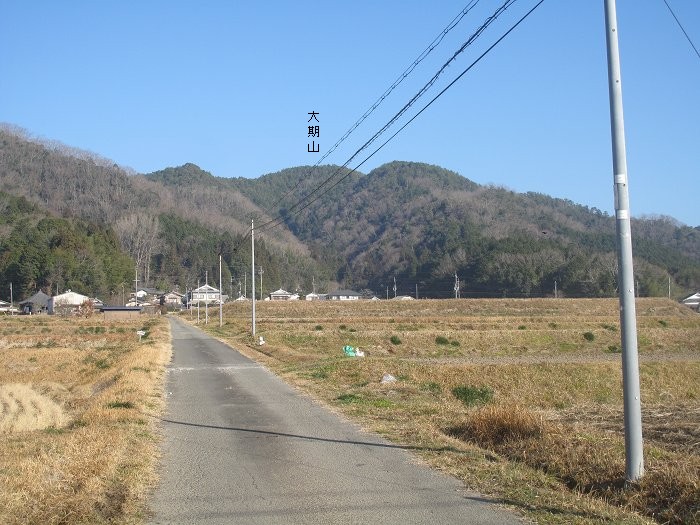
[1,125,698,300]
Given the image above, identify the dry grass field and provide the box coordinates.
[199,298,700,525]
[0,314,171,525]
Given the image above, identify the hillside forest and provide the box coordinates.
[1,125,698,303]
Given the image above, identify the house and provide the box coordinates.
[163,291,185,307]
[269,289,299,301]
[48,290,90,315]
[305,293,328,301]
[19,290,50,314]
[135,288,164,302]
[328,289,361,301]
[681,292,700,310]
[0,299,11,313]
[190,284,224,306]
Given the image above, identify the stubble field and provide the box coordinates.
[0,314,170,525]
[200,297,700,525]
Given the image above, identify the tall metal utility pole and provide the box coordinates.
[604,0,643,482]
[251,220,256,337]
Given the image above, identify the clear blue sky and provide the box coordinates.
[1,1,698,226]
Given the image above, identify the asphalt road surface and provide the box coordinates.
[148,317,522,524]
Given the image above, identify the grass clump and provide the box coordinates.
[420,382,442,395]
[390,335,401,345]
[583,331,595,342]
[448,405,699,525]
[314,325,323,331]
[447,405,544,446]
[107,401,135,409]
[435,336,449,345]
[336,393,361,404]
[452,385,493,406]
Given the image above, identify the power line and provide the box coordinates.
[261,0,482,217]
[256,0,525,236]
[258,0,546,234]
[662,0,700,62]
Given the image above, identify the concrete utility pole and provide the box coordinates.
[219,254,223,328]
[604,0,644,482]
[393,277,397,299]
[251,220,256,337]
[259,267,264,301]
[205,270,209,325]
[134,267,139,303]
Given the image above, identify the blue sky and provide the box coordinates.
[1,1,698,226]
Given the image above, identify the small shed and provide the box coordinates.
[99,306,142,320]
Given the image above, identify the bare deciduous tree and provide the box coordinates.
[114,214,161,287]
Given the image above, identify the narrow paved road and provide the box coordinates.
[149,317,521,524]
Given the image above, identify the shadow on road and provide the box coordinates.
[159,417,467,454]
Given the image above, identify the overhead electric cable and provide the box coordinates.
[257,0,545,236]
[262,0,482,216]
[255,0,519,235]
[662,0,700,62]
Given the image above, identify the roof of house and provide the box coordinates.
[51,290,89,303]
[139,287,164,295]
[19,290,50,307]
[328,289,361,297]
[270,288,293,295]
[193,284,220,293]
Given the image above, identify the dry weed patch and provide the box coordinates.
[193,298,700,525]
[0,315,171,525]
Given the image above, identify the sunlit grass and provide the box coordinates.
[0,314,171,525]
[194,297,700,525]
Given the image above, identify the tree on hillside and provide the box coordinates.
[114,214,160,287]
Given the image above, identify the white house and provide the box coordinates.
[190,284,224,305]
[305,293,327,301]
[681,292,700,310]
[328,289,361,301]
[48,290,90,314]
[269,289,294,301]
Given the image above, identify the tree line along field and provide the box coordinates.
[0,314,171,525]
[200,298,700,525]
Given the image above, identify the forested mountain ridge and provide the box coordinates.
[0,126,698,301]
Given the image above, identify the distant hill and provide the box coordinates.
[1,126,698,300]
